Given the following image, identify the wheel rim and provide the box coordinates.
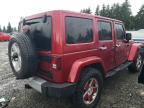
[83,78,98,105]
[11,43,22,72]
[136,54,142,70]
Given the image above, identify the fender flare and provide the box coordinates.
[128,43,141,61]
[67,56,105,83]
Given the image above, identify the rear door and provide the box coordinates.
[115,23,127,66]
[97,19,116,71]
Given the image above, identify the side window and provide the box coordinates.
[98,21,112,40]
[115,24,125,40]
[65,17,93,44]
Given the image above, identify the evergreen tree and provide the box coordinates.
[100,4,107,16]
[13,27,17,32]
[105,5,111,17]
[120,0,132,30]
[81,7,92,14]
[3,26,6,33]
[135,5,144,30]
[110,3,121,19]
[97,0,132,30]
[80,0,144,30]
[129,16,135,30]
[7,22,13,33]
[0,25,2,32]
[95,5,100,15]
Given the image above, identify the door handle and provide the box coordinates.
[99,46,108,50]
[116,44,121,47]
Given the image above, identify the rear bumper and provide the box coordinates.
[26,77,76,97]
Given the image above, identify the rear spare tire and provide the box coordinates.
[8,32,37,79]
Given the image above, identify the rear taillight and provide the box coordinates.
[51,56,62,70]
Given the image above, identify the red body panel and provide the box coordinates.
[67,56,105,82]
[0,32,11,41]
[23,10,136,83]
[128,43,141,61]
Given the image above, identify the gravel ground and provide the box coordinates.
[0,42,144,108]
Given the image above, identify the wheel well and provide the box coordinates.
[82,63,105,79]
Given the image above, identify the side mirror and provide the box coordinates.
[126,33,132,41]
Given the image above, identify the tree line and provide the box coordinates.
[81,0,144,30]
[0,22,17,33]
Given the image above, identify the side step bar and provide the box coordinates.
[106,62,132,77]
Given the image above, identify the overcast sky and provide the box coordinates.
[0,0,143,28]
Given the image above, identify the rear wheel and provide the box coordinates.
[73,68,103,108]
[128,53,143,73]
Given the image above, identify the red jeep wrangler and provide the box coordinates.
[8,10,144,108]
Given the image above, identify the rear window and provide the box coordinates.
[24,17,52,51]
[65,17,93,44]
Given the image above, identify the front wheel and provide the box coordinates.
[128,53,143,73]
[73,68,103,108]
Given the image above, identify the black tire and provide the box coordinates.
[128,53,143,73]
[8,32,38,79]
[73,68,103,108]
